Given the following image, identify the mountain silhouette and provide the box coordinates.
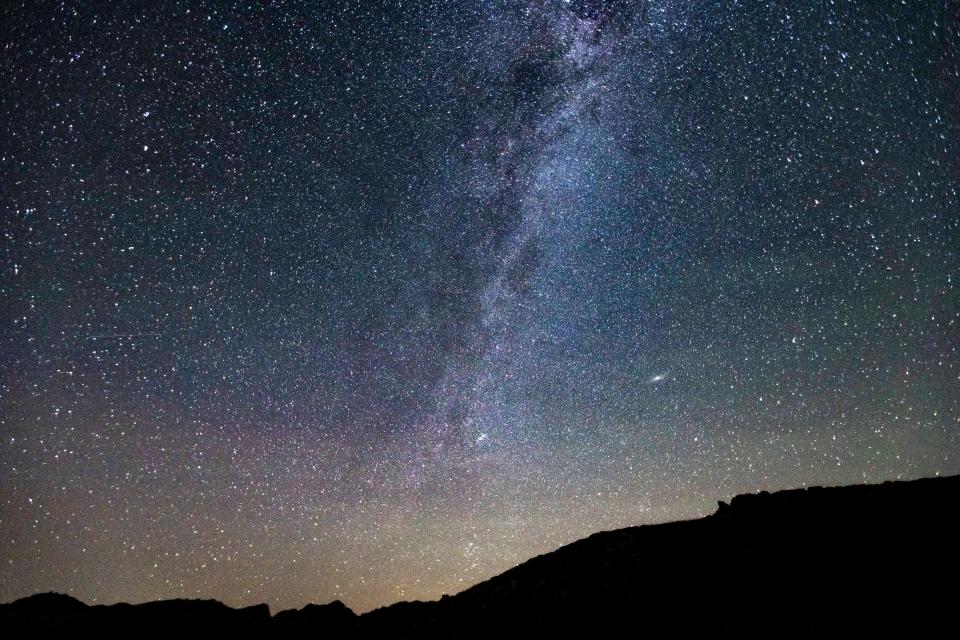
[3,474,957,637]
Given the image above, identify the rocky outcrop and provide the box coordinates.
[273,600,357,637]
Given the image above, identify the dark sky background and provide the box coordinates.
[1,0,958,613]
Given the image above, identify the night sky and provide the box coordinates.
[2,0,958,613]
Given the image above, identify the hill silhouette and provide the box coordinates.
[3,475,957,637]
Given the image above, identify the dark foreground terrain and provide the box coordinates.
[3,475,957,637]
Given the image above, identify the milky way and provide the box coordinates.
[2,0,958,612]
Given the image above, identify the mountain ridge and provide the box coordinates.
[4,474,957,637]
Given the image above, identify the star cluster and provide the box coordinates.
[2,0,958,613]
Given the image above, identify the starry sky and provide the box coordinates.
[1,0,958,614]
